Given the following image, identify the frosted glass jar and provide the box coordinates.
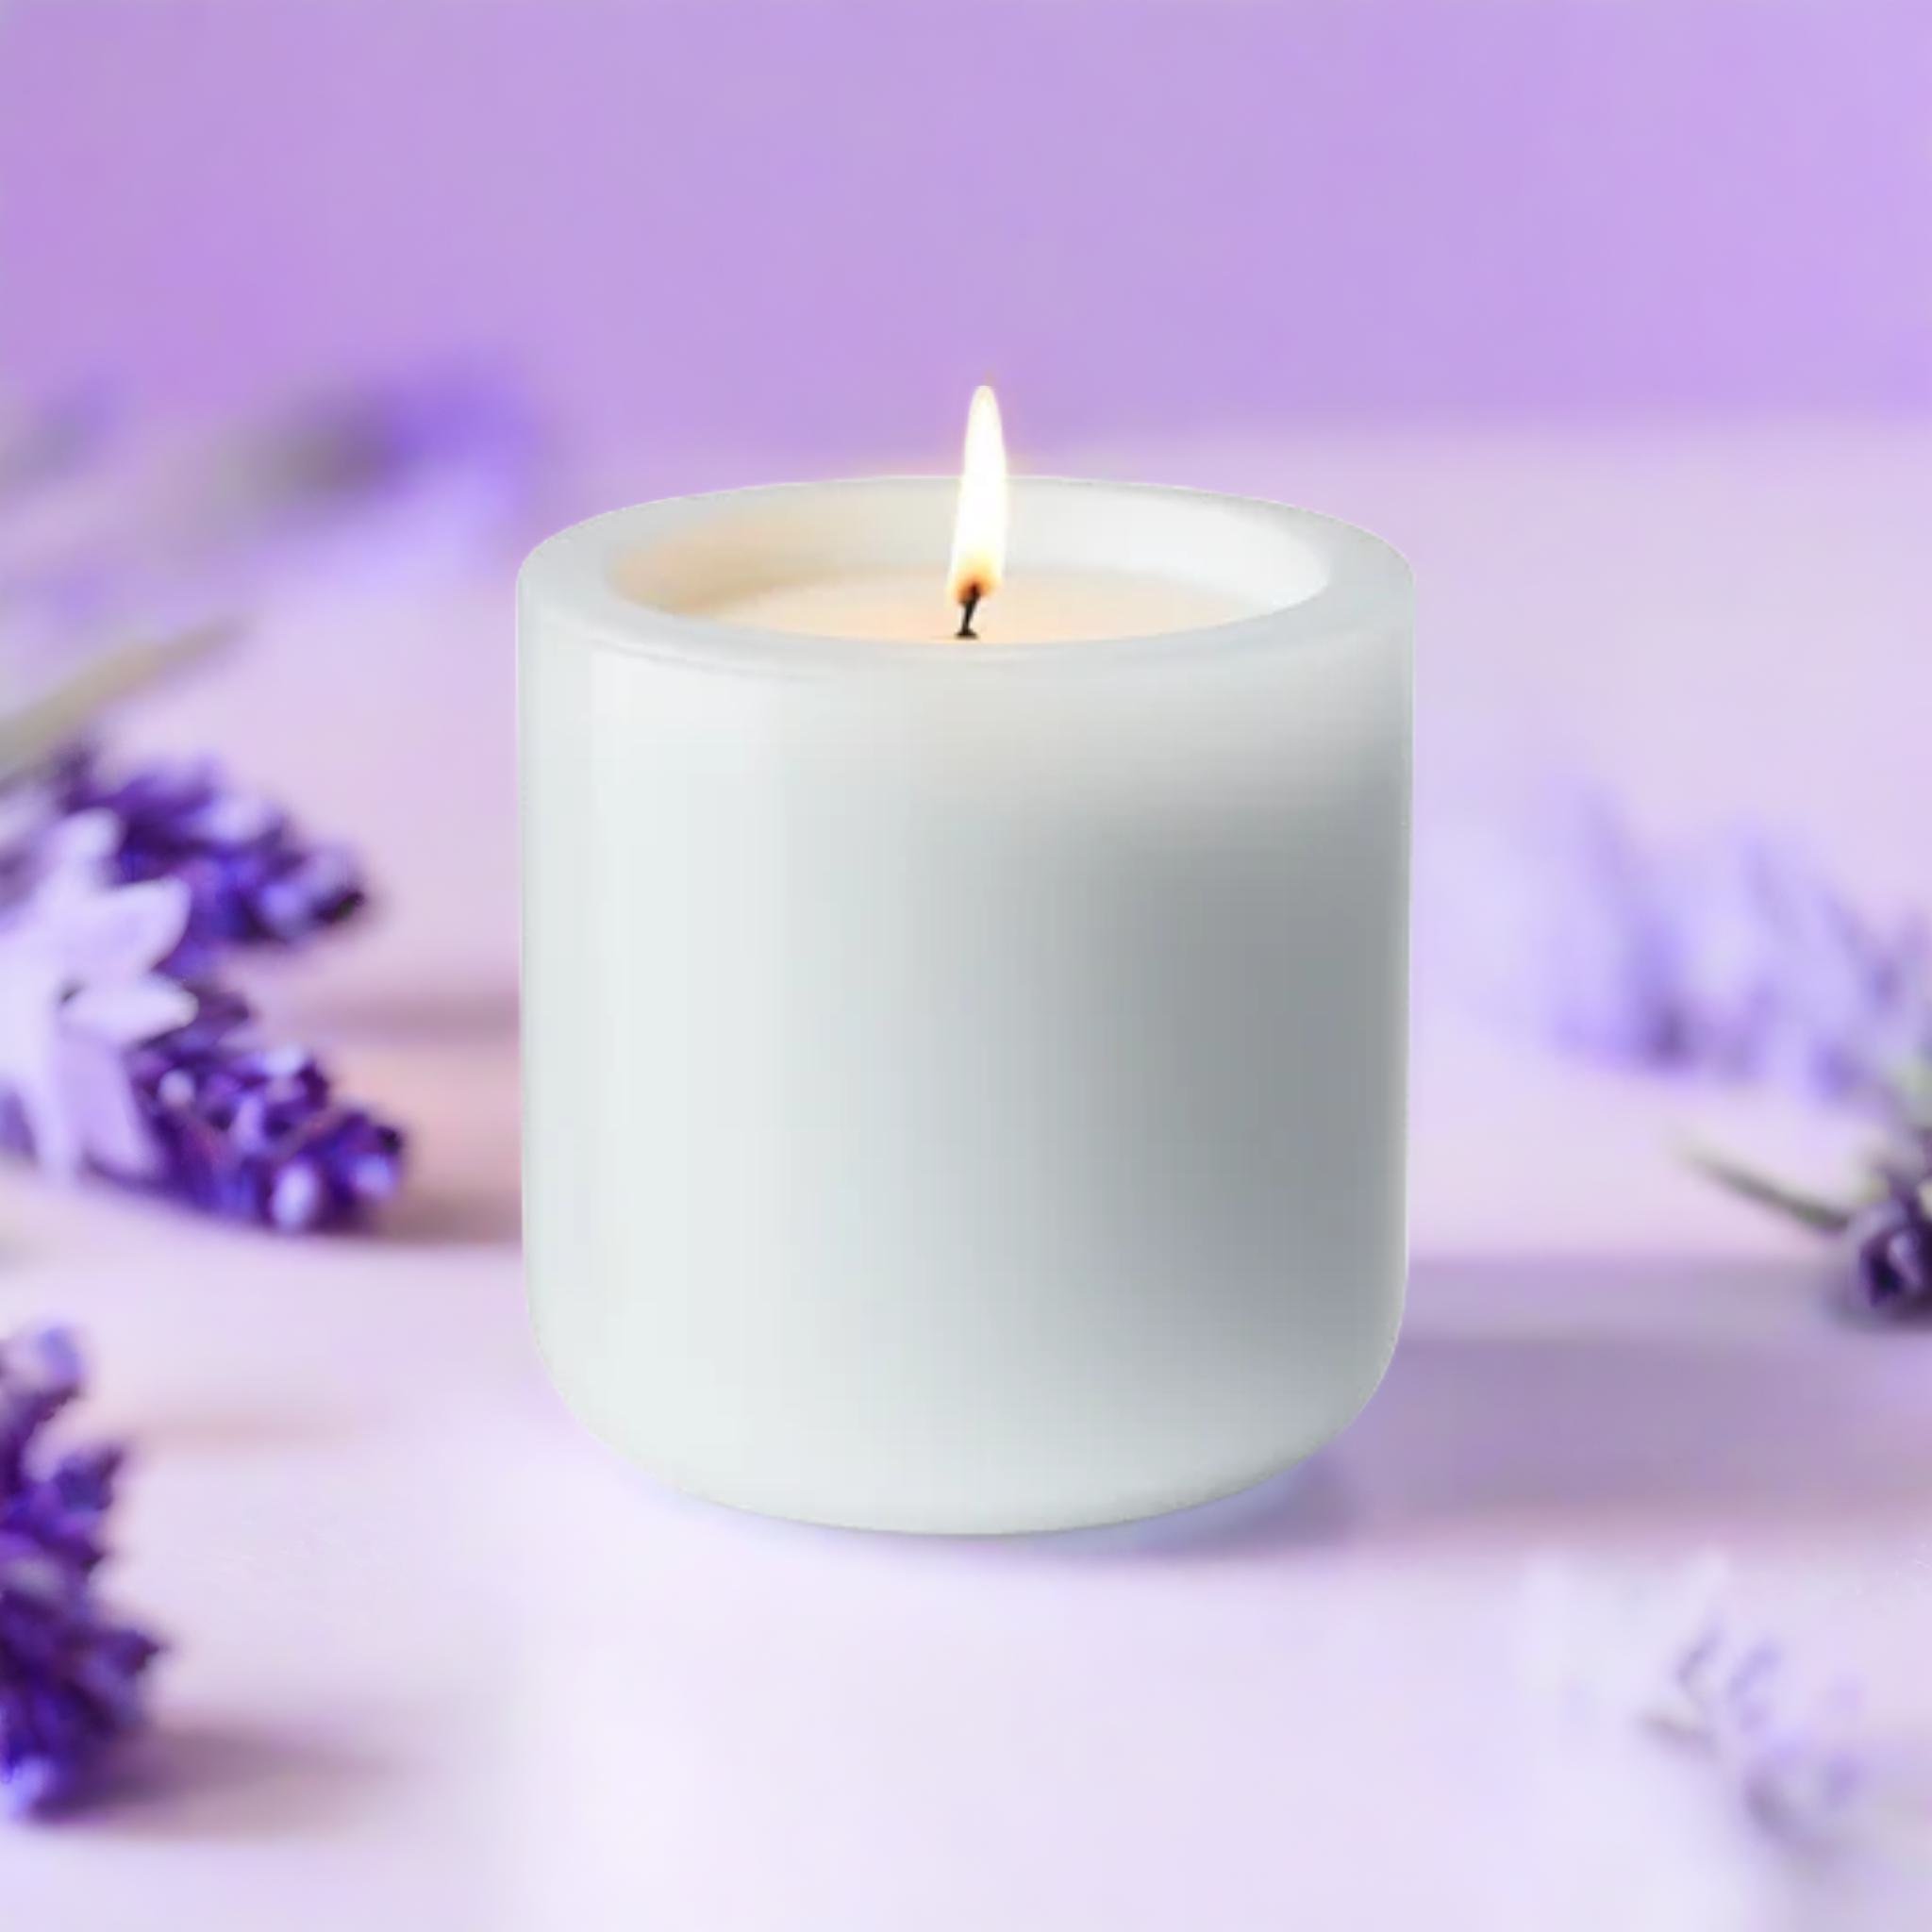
[519,478,1411,1532]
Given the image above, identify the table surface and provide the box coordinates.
[6,419,1932,1931]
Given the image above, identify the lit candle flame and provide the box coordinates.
[948,385,1008,634]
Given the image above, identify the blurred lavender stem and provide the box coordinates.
[1682,1140,1857,1234]
[1685,1065,1932,1315]
[0,617,237,785]
[1524,1556,1874,1846]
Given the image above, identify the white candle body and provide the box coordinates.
[520,479,1411,1532]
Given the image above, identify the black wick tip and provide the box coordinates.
[956,587,982,641]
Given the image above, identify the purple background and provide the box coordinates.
[8,11,1932,1927]
[3,0,1926,469]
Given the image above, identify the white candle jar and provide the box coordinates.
[519,479,1411,1533]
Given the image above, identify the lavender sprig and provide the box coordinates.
[127,993,404,1234]
[0,1327,159,1818]
[1689,1078,1932,1319]
[2,373,539,787]
[188,365,541,583]
[0,755,405,1230]
[33,745,368,978]
[0,984,406,1236]
[1526,1557,1872,1848]
[1845,1179,1932,1318]
[1440,790,1931,1104]
[1662,1620,1867,1841]
[0,367,540,650]
[1664,830,1932,1101]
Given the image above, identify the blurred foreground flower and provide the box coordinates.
[0,387,115,510]
[0,761,404,1232]
[0,1327,159,1818]
[1434,788,1929,1103]
[1690,1074,1932,1320]
[1661,1607,1867,1841]
[0,367,541,780]
[185,366,540,589]
[1846,1184,1932,1317]
[2,367,538,599]
[1524,1556,1870,1845]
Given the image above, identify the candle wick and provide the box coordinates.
[956,587,982,641]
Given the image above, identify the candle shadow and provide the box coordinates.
[973,1252,1932,1566]
[1336,1328,1932,1532]
[1000,1455,1358,1562]
[539,1253,1932,1572]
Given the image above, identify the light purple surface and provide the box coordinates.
[2,0,1927,471]
[2,419,1931,1925]
[6,3,1932,1908]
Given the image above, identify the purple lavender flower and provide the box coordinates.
[213,367,539,547]
[0,986,407,1235]
[1425,786,1680,1061]
[1534,1555,1874,1845]
[1438,788,1930,1103]
[1,746,368,978]
[1662,831,1932,1100]
[0,818,197,1179]
[37,745,367,977]
[1693,1101,1932,1321]
[1670,1618,1868,1843]
[115,370,538,579]
[150,366,542,603]
[0,1327,159,1818]
[1846,1182,1932,1319]
[0,792,405,1229]
[126,997,405,1234]
[0,369,539,711]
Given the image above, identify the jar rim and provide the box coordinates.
[519,475,1411,676]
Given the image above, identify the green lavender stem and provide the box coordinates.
[1682,1141,1858,1235]
[0,618,238,784]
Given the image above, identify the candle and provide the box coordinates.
[699,391,1250,644]
[519,391,1412,1533]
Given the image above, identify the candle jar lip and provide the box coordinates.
[520,475,1411,675]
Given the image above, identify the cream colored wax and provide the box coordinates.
[699,567,1250,644]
